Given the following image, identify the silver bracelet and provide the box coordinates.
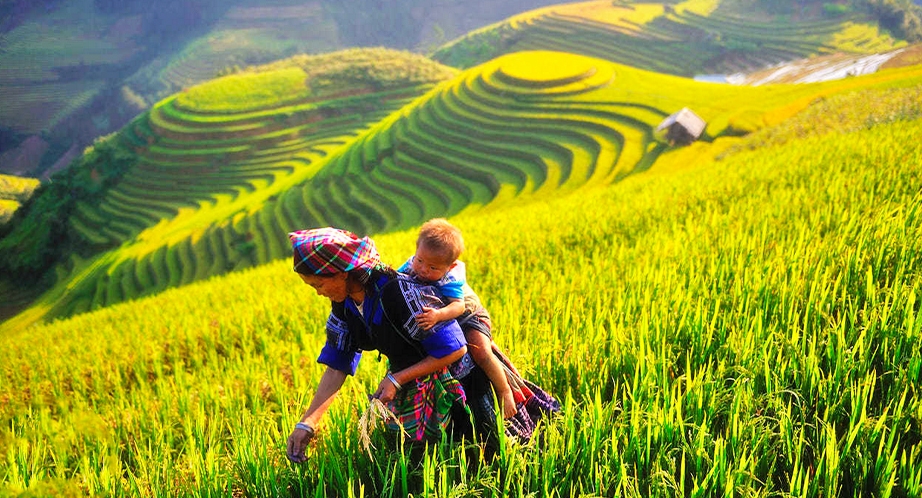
[295,422,314,434]
[386,372,402,390]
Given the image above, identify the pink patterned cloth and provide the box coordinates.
[384,367,467,442]
[289,227,383,277]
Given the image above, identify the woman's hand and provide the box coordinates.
[286,424,315,463]
[286,367,346,463]
[373,375,398,402]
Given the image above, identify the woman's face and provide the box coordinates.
[299,272,349,302]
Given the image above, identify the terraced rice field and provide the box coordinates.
[0,81,108,135]
[433,0,904,76]
[43,63,441,317]
[0,0,141,133]
[125,2,340,102]
[3,86,922,495]
[9,47,922,331]
[307,48,892,235]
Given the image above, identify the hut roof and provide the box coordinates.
[656,107,706,139]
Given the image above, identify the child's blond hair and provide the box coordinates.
[417,218,464,263]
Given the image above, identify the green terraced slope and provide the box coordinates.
[0,0,136,136]
[6,49,922,331]
[433,0,906,75]
[0,49,455,324]
[300,49,922,237]
[124,3,342,103]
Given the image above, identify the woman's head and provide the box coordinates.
[289,227,385,299]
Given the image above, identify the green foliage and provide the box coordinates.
[431,28,512,69]
[823,2,853,16]
[255,48,459,95]
[865,0,922,41]
[0,135,134,278]
[0,184,70,278]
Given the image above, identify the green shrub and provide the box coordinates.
[865,0,922,41]
[823,3,853,16]
[0,134,135,278]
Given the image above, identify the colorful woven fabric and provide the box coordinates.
[384,367,467,442]
[289,227,382,277]
[492,345,561,442]
[505,379,560,441]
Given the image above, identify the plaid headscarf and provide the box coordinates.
[289,227,383,280]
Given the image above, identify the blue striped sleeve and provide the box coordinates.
[420,320,466,358]
[318,345,362,375]
[316,307,362,375]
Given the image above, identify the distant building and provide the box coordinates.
[656,108,706,146]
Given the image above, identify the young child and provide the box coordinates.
[398,218,518,419]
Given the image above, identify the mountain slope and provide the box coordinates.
[433,0,906,75]
[0,48,456,323]
[5,49,922,332]
[0,0,562,179]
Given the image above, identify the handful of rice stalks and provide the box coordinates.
[358,397,400,454]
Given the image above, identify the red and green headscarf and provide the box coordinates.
[289,227,384,281]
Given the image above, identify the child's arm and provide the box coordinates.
[416,298,465,330]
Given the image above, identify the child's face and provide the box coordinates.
[411,244,455,283]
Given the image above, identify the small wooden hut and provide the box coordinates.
[656,107,706,145]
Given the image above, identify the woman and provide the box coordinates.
[285,227,502,463]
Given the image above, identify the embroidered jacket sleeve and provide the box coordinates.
[317,301,362,375]
[380,278,466,359]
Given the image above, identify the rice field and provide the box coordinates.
[1,85,921,496]
[2,3,922,493]
[124,2,343,103]
[0,49,454,326]
[0,0,141,134]
[6,47,922,339]
[0,80,108,135]
[432,0,904,74]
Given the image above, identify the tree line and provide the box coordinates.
[757,0,922,41]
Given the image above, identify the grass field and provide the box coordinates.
[1,81,921,495]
